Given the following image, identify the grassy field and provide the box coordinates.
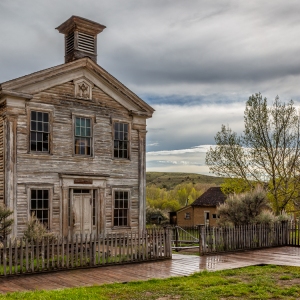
[1,265,300,299]
[146,172,225,190]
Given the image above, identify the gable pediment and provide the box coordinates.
[0,58,154,117]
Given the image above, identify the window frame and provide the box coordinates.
[28,186,53,229]
[72,114,94,157]
[185,212,191,220]
[112,120,131,160]
[112,188,131,228]
[28,109,53,155]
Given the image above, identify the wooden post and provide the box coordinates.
[198,225,204,255]
[138,130,147,235]
[175,226,179,252]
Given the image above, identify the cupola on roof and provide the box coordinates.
[56,16,106,64]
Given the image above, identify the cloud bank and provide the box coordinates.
[1,0,300,174]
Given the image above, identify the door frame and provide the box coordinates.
[71,188,94,235]
[60,174,107,236]
[204,211,210,226]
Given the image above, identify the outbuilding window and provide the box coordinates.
[185,212,191,220]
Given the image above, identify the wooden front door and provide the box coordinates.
[73,190,92,235]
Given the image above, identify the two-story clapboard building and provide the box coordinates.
[0,16,154,237]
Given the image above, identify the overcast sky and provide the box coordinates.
[1,0,300,174]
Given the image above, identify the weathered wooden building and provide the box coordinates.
[172,187,226,227]
[0,16,154,237]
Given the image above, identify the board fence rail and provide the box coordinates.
[0,229,172,276]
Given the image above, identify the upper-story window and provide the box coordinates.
[30,111,50,153]
[74,117,92,156]
[114,122,129,159]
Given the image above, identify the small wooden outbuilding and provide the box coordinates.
[174,187,226,227]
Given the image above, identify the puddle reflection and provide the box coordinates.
[289,247,300,256]
[199,256,226,270]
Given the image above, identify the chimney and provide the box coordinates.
[56,16,106,63]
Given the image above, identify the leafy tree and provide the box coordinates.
[206,93,300,214]
[146,207,168,225]
[0,204,14,239]
[217,186,272,226]
[146,183,204,212]
[221,178,251,195]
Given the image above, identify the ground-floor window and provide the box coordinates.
[30,189,49,226]
[113,191,129,226]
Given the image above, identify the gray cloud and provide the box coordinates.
[1,0,300,173]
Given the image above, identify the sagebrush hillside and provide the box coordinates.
[146,172,225,190]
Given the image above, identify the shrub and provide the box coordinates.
[0,204,14,240]
[23,214,55,242]
[217,185,273,226]
[146,207,169,225]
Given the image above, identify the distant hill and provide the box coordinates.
[146,172,225,190]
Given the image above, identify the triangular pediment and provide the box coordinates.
[0,58,154,117]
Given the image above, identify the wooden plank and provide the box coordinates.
[14,238,18,275]
[8,239,12,275]
[75,235,79,267]
[46,237,50,270]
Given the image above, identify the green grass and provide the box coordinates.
[1,265,300,299]
[146,172,225,190]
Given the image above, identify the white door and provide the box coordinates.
[73,191,92,235]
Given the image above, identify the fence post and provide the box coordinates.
[283,220,288,246]
[175,226,179,252]
[198,225,205,255]
[165,226,172,258]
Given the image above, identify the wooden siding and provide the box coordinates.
[5,80,147,236]
[177,206,219,227]
[176,207,194,227]
[0,102,5,205]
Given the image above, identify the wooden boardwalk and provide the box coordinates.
[0,246,300,294]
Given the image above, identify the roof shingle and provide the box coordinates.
[191,187,226,207]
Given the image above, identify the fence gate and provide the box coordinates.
[171,226,199,251]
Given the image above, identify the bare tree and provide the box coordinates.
[206,93,300,214]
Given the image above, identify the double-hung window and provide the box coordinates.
[74,117,92,156]
[30,189,49,227]
[113,191,129,226]
[30,111,49,152]
[114,122,129,159]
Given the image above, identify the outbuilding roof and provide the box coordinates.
[191,187,226,207]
